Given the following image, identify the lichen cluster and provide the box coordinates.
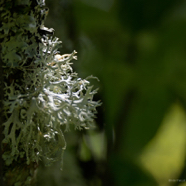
[0,0,100,167]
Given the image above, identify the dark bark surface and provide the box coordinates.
[0,0,46,185]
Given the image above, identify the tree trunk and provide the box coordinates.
[0,0,48,185]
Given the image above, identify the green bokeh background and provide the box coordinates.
[37,0,186,185]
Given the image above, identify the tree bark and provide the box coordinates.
[0,0,47,185]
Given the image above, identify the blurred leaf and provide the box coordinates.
[140,103,186,185]
[109,155,157,186]
[118,0,180,31]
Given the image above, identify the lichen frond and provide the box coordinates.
[1,0,101,167]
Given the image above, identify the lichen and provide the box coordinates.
[0,0,100,168]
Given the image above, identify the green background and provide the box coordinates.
[37,0,186,185]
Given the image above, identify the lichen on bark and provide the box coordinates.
[0,0,100,185]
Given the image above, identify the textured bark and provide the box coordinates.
[0,43,5,186]
[0,0,47,185]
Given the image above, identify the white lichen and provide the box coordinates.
[1,0,101,168]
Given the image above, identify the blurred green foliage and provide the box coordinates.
[38,0,186,185]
